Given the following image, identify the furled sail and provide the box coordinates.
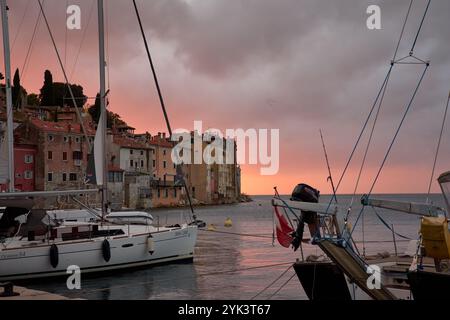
[86,110,105,186]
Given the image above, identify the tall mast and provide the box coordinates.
[98,0,107,216]
[1,0,14,192]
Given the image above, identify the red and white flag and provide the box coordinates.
[274,206,294,248]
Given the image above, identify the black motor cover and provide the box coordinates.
[291,183,320,203]
[290,184,321,250]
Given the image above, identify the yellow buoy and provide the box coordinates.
[207,224,217,231]
[224,217,233,228]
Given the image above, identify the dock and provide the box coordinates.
[0,284,73,300]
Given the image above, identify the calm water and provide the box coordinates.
[27,194,445,300]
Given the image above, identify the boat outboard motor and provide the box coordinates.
[290,184,321,250]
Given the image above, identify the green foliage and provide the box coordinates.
[88,92,127,128]
[52,82,87,108]
[40,70,55,106]
[27,93,40,106]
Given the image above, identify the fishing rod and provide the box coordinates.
[319,129,338,204]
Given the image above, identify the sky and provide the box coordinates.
[1,0,450,195]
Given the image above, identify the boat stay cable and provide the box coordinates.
[132,0,197,222]
[426,91,450,203]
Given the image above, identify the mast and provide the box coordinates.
[97,0,108,216]
[1,0,14,192]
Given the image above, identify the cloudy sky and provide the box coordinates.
[2,0,450,195]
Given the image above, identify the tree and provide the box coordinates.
[11,69,28,109]
[52,82,87,108]
[88,93,101,124]
[88,92,127,128]
[40,70,55,106]
[27,93,40,106]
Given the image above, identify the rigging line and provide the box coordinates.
[319,129,338,204]
[367,64,429,197]
[392,0,413,61]
[426,91,450,201]
[250,264,292,300]
[21,1,43,81]
[69,0,95,81]
[267,272,297,300]
[349,68,392,208]
[349,64,429,238]
[132,0,172,136]
[410,0,432,55]
[371,207,412,240]
[37,0,92,150]
[323,64,394,215]
[132,0,197,220]
[11,0,32,52]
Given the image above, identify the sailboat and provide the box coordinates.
[0,0,197,281]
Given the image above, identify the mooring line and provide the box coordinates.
[63,261,294,297]
[199,229,274,239]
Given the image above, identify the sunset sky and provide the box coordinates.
[2,0,450,195]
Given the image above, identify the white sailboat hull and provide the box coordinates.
[0,225,197,281]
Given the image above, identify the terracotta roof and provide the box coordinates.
[30,118,96,135]
[148,136,174,148]
[113,135,150,150]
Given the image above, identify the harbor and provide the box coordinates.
[1,194,440,300]
[0,0,450,306]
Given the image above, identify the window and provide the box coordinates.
[69,173,77,181]
[24,155,33,164]
[48,172,53,182]
[130,149,134,155]
[140,150,144,156]
[157,188,160,198]
[63,136,69,143]
[48,134,54,142]
[163,160,167,169]
[47,151,53,160]
[62,173,67,182]
[24,171,33,180]
[63,152,68,161]
[163,149,167,156]
[73,151,83,160]
[165,189,169,198]
[174,164,176,169]
[152,160,156,167]
[75,137,80,143]
[174,188,177,198]
[130,160,134,167]
[140,160,144,168]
